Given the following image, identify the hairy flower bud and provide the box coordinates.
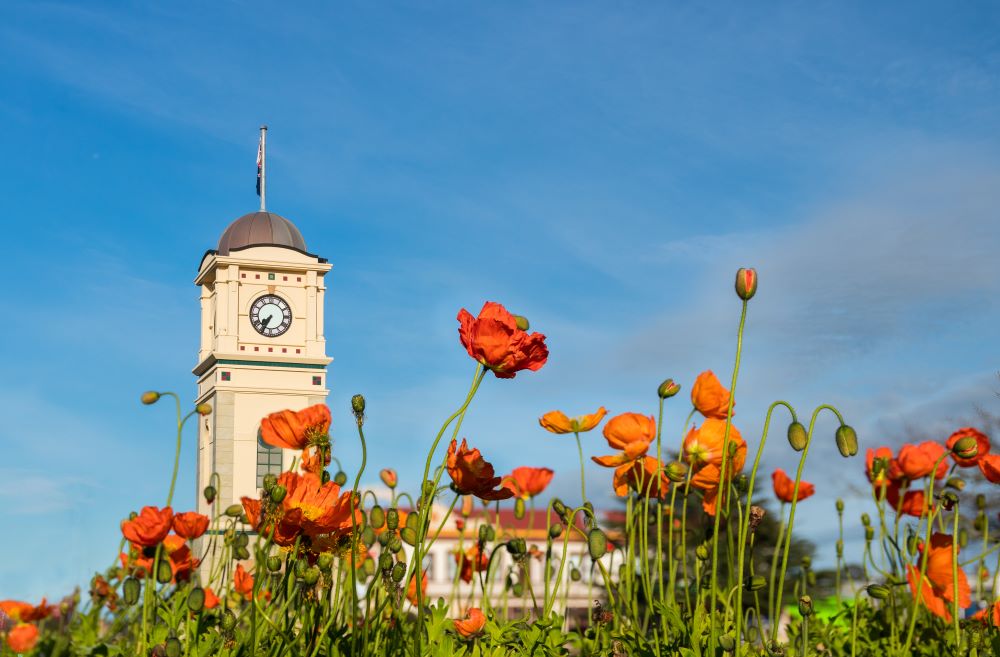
[225,504,243,518]
[203,485,216,504]
[378,552,393,571]
[657,378,681,399]
[333,471,347,486]
[400,527,417,546]
[187,587,205,612]
[156,559,173,584]
[695,544,710,561]
[165,638,182,657]
[835,498,845,513]
[861,513,871,527]
[664,461,687,483]
[270,485,287,504]
[513,315,530,331]
[221,610,237,632]
[734,474,750,495]
[835,425,859,457]
[262,474,277,492]
[787,421,808,452]
[196,403,212,416]
[369,505,385,529]
[719,635,736,652]
[974,513,987,532]
[946,477,966,491]
[351,394,366,424]
[587,529,609,560]
[952,435,979,460]
[380,469,398,488]
[386,508,399,530]
[122,577,141,605]
[549,523,563,539]
[266,556,282,572]
[570,567,581,582]
[867,584,890,600]
[141,391,161,405]
[303,566,321,586]
[390,562,406,583]
[798,595,813,617]
[745,575,767,591]
[735,268,758,301]
[514,497,526,519]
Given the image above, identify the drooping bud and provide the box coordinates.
[735,268,758,301]
[165,638,182,657]
[362,557,376,577]
[835,425,859,457]
[156,559,173,584]
[974,513,987,532]
[302,566,321,586]
[141,391,161,405]
[733,474,749,495]
[514,498,526,519]
[836,498,844,513]
[270,485,287,504]
[657,379,681,399]
[719,634,736,652]
[664,461,687,483]
[203,485,217,504]
[122,577,141,605]
[266,556,282,572]
[952,435,979,461]
[861,513,871,527]
[187,587,206,612]
[866,584,890,600]
[549,523,563,539]
[378,552,392,571]
[906,534,918,556]
[745,575,767,591]
[196,403,212,416]
[946,477,965,491]
[360,526,375,549]
[321,470,331,484]
[386,508,399,530]
[587,528,608,560]
[959,528,968,548]
[400,527,417,546]
[787,422,808,452]
[798,595,813,617]
[570,567,581,582]
[695,544,710,561]
[513,315,530,331]
[333,471,348,486]
[221,609,237,632]
[390,562,406,583]
[369,505,385,529]
[225,504,243,518]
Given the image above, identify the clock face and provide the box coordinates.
[250,294,292,337]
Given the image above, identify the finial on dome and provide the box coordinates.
[256,125,268,211]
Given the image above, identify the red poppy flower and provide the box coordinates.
[260,404,331,450]
[407,570,428,607]
[446,438,514,501]
[691,371,732,420]
[979,454,1000,483]
[896,442,948,480]
[906,532,970,621]
[973,601,1000,627]
[946,427,990,467]
[457,302,548,378]
[121,506,173,548]
[771,469,815,504]
[172,512,210,540]
[539,407,608,434]
[885,482,931,517]
[0,600,53,623]
[454,607,486,638]
[866,447,903,487]
[454,546,490,583]
[203,587,220,610]
[234,564,254,600]
[502,467,554,499]
[6,623,39,653]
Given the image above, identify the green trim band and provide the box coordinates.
[216,359,326,370]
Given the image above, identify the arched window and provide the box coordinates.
[256,431,283,488]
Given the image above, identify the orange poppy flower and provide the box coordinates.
[407,570,428,606]
[906,532,970,622]
[6,623,39,653]
[539,407,608,434]
[446,438,514,501]
[260,404,331,450]
[234,563,254,600]
[242,471,359,548]
[163,534,200,582]
[300,445,331,477]
[886,483,931,517]
[683,419,744,468]
[593,439,650,496]
[454,607,486,638]
[896,442,948,480]
[978,454,1000,484]
[457,302,548,378]
[0,600,52,623]
[172,512,210,540]
[601,412,656,451]
[121,506,174,548]
[946,427,990,467]
[866,447,903,487]
[502,467,555,499]
[454,545,490,583]
[973,600,1000,627]
[691,371,732,419]
[203,587,220,610]
[771,469,815,504]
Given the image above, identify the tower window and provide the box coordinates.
[312,376,322,386]
[256,433,283,488]
[220,371,231,381]
[268,273,275,281]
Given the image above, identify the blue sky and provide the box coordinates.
[2,1,999,599]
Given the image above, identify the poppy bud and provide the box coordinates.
[974,513,987,532]
[235,532,249,547]
[266,556,282,572]
[513,315,530,331]
[478,524,491,543]
[221,610,237,632]
[405,511,420,532]
[952,435,979,460]
[377,532,391,547]
[512,580,524,597]
[156,559,173,584]
[587,529,608,560]
[719,635,736,652]
[386,508,399,530]
[836,540,843,558]
[657,379,681,399]
[514,498,526,519]
[906,534,918,556]
[461,495,474,518]
[864,526,874,542]
[331,471,346,486]
[506,538,526,555]
[123,577,140,605]
[835,425,858,457]
[303,566,321,586]
[734,474,749,495]
[270,485,287,504]
[745,575,767,591]
[380,469,398,488]
[798,595,813,617]
[311,552,332,573]
[261,474,277,492]
[203,485,217,504]
[866,584,890,600]
[378,552,392,571]
[665,461,687,483]
[941,490,959,510]
[570,567,581,582]
[369,505,385,529]
[390,562,405,583]
[234,546,250,561]
[360,526,375,549]
[165,638,182,657]
[389,534,403,553]
[787,422,808,452]
[351,394,366,423]
[946,477,965,491]
[735,268,758,301]
[549,523,563,539]
[141,391,161,405]
[695,544,710,561]
[295,559,308,576]
[959,528,968,548]
[321,470,331,484]
[196,403,212,416]
[225,504,243,518]
[362,557,376,577]
[187,587,205,612]
[801,555,812,569]
[836,498,844,513]
[977,494,987,510]
[861,513,871,527]
[552,499,567,518]
[400,528,417,546]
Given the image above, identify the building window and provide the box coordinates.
[268,273,275,280]
[312,376,322,385]
[256,432,283,488]
[220,371,231,381]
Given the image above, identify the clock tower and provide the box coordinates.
[193,211,331,517]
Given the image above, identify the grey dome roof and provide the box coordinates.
[217,211,307,256]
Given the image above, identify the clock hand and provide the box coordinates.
[261,315,274,328]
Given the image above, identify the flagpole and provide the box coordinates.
[259,125,267,212]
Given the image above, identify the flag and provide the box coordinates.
[256,134,263,197]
